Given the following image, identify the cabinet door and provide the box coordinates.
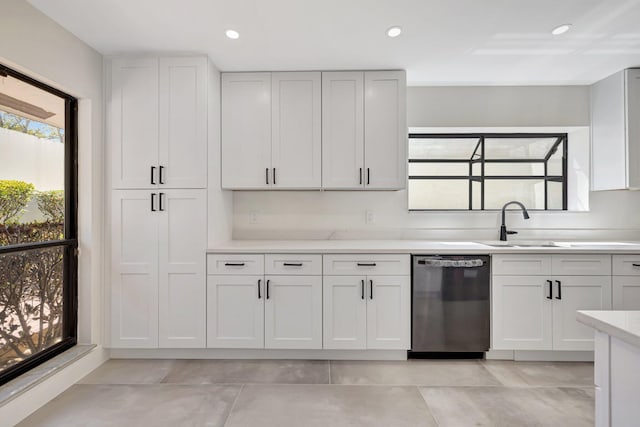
[323,276,367,349]
[158,190,206,348]
[613,276,640,309]
[492,276,553,350]
[322,72,364,189]
[364,71,406,190]
[111,58,159,189]
[159,57,207,189]
[221,73,272,189]
[264,275,322,349]
[366,275,410,349]
[207,275,264,348]
[270,72,321,189]
[627,69,640,189]
[111,190,159,348]
[552,276,612,350]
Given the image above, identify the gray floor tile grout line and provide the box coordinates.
[223,383,245,427]
[414,385,442,427]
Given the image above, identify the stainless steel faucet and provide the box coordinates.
[499,201,530,241]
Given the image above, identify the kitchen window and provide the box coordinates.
[408,133,568,211]
[0,63,77,386]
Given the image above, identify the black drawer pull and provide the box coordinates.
[266,279,270,299]
[266,168,269,185]
[159,192,165,211]
[357,263,377,267]
[361,279,365,300]
[367,168,370,185]
[359,168,363,185]
[555,280,562,300]
[632,263,640,267]
[546,280,553,300]
[151,166,156,185]
[258,279,262,299]
[283,263,303,267]
[225,263,245,266]
[159,165,165,184]
[151,193,157,211]
[370,279,373,299]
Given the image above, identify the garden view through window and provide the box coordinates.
[408,133,568,211]
[0,64,77,385]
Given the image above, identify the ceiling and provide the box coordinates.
[28,0,640,85]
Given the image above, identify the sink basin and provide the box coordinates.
[478,240,567,248]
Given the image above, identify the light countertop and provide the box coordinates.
[207,240,640,254]
[577,310,640,348]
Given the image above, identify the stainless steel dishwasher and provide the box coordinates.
[411,255,490,356]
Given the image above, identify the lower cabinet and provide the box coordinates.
[612,276,640,309]
[323,275,410,350]
[492,254,612,351]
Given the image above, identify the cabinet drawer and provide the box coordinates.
[552,255,611,276]
[613,255,640,275]
[492,255,551,276]
[265,254,322,275]
[323,254,409,276]
[207,254,264,275]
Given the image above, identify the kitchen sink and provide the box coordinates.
[478,240,568,248]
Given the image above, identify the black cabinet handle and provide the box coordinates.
[159,165,165,184]
[632,263,640,267]
[283,263,303,267]
[151,166,156,185]
[266,279,270,300]
[151,193,157,211]
[357,263,377,267]
[273,168,276,185]
[159,193,165,211]
[367,168,370,185]
[266,168,269,185]
[359,168,363,185]
[258,279,262,299]
[369,280,373,299]
[555,280,562,300]
[224,263,245,266]
[546,280,553,300]
[361,279,365,300]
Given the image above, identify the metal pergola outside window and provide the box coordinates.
[408,133,568,211]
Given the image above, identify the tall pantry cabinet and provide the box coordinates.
[109,57,208,348]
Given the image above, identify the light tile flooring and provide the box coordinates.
[18,359,595,427]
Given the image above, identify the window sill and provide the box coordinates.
[0,344,95,407]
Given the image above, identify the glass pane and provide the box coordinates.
[472,162,481,176]
[0,246,65,373]
[409,179,469,210]
[548,181,564,209]
[409,138,480,160]
[485,137,559,159]
[0,73,66,245]
[484,163,544,176]
[472,181,481,210]
[547,142,564,176]
[484,179,546,209]
[409,162,469,176]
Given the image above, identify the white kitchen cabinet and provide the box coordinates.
[321,70,407,190]
[111,189,206,348]
[111,58,159,189]
[591,68,640,190]
[322,72,365,189]
[221,73,272,189]
[492,254,612,351]
[366,275,411,349]
[323,276,367,349]
[613,276,640,309]
[264,275,322,349]
[364,71,407,190]
[111,57,207,189]
[207,275,265,348]
[271,72,321,189]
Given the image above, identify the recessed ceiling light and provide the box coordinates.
[225,29,240,39]
[387,26,402,38]
[551,24,571,36]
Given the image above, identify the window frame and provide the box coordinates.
[408,132,568,211]
[0,63,78,386]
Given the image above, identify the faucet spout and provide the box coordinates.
[499,201,530,241]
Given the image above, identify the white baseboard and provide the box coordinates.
[3,346,109,426]
[485,350,515,360]
[110,348,408,361]
[514,350,594,362]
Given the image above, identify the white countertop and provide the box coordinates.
[577,310,640,348]
[207,240,640,254]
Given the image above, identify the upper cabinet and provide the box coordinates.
[111,57,207,189]
[322,70,407,190]
[591,68,640,191]
[221,70,406,190]
[221,72,322,189]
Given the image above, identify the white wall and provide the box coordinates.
[234,85,640,241]
[0,0,107,421]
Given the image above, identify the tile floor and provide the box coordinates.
[18,359,595,427]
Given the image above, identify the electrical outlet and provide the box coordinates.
[365,210,375,224]
[249,211,259,224]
